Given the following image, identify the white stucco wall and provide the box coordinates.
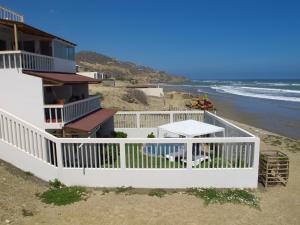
[77,72,98,79]
[0,69,45,129]
[137,88,164,97]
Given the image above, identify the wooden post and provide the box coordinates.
[13,24,19,50]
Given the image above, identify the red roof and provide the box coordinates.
[23,70,100,84]
[64,109,117,133]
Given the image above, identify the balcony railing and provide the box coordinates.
[0,50,75,73]
[0,50,54,71]
[0,6,24,22]
[44,96,101,127]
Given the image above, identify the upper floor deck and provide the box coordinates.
[0,7,76,73]
[0,6,24,22]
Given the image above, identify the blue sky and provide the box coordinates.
[2,0,300,79]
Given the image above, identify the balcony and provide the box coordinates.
[44,95,101,129]
[0,50,75,73]
[0,6,24,22]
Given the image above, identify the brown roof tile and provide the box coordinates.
[64,109,117,133]
[23,70,100,84]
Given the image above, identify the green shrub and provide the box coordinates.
[39,186,87,206]
[186,188,259,208]
[22,208,34,217]
[114,186,134,195]
[101,188,111,195]
[147,132,155,138]
[114,131,128,138]
[49,179,65,189]
[24,171,34,176]
[148,189,167,198]
[95,92,104,100]
[128,89,148,105]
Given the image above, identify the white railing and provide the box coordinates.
[0,51,54,71]
[204,111,255,137]
[0,6,24,22]
[44,95,101,126]
[114,110,253,138]
[114,111,205,128]
[0,108,58,167]
[0,107,260,188]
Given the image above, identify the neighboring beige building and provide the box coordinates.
[127,85,164,97]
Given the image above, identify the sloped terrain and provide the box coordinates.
[76,51,188,83]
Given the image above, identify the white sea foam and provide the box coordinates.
[210,86,300,102]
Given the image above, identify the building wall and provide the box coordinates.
[77,72,99,79]
[96,118,115,137]
[137,88,164,97]
[0,69,45,129]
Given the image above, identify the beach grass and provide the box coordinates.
[148,189,168,198]
[37,179,88,206]
[186,188,259,208]
[39,186,88,206]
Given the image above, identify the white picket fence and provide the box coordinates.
[0,108,260,188]
[114,111,205,128]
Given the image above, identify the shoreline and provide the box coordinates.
[90,81,299,140]
[162,85,300,140]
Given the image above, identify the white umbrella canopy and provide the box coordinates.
[158,120,225,138]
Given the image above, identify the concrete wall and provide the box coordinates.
[0,140,59,182]
[115,128,158,138]
[0,69,45,129]
[77,72,99,79]
[137,88,164,97]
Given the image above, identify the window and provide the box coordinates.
[53,40,75,60]
[0,40,6,50]
[23,41,35,53]
[40,40,52,56]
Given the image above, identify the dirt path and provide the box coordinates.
[1,125,300,225]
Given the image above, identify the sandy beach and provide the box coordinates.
[1,83,300,225]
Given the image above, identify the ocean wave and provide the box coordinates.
[210,86,300,102]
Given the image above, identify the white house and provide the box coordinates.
[0,6,260,189]
[77,71,113,80]
[0,7,116,138]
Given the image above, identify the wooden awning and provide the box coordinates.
[0,19,76,46]
[64,109,117,133]
[23,70,100,84]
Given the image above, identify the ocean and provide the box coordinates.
[163,79,300,139]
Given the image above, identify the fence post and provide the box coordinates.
[56,140,63,178]
[136,113,140,128]
[120,142,126,169]
[186,140,193,169]
[170,112,174,123]
[253,137,260,172]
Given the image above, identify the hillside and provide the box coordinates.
[76,51,188,83]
